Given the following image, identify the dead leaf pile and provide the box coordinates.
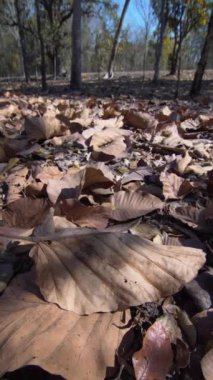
[0,94,212,380]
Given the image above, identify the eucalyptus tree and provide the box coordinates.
[190,8,213,95]
[168,0,209,75]
[105,0,131,79]
[0,0,31,81]
[70,0,81,89]
[152,0,170,83]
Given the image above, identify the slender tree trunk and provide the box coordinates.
[175,53,181,98]
[14,0,29,82]
[106,0,131,79]
[170,48,178,75]
[70,0,82,89]
[170,38,182,75]
[153,0,168,83]
[53,48,57,80]
[56,51,61,77]
[35,0,47,91]
[142,30,149,81]
[190,9,213,96]
[169,31,178,75]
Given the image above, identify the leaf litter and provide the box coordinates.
[0,93,212,379]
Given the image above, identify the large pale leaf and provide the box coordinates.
[109,191,163,221]
[0,272,131,380]
[29,232,205,314]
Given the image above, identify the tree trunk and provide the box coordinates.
[170,38,182,75]
[106,0,131,79]
[53,48,57,80]
[70,0,82,90]
[169,30,178,75]
[175,53,181,98]
[14,0,29,82]
[170,49,178,75]
[35,0,47,91]
[190,9,213,96]
[153,0,168,83]
[142,30,149,81]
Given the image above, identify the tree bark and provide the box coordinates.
[14,0,29,82]
[70,0,82,90]
[35,0,47,91]
[106,0,131,79]
[169,29,178,75]
[170,38,183,75]
[175,53,181,98]
[153,0,168,83]
[190,9,213,96]
[142,34,148,81]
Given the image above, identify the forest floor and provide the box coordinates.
[0,70,212,380]
[0,70,213,101]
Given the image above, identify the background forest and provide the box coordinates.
[0,0,212,82]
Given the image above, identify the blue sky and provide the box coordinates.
[116,0,150,28]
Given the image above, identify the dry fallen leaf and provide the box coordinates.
[57,199,109,228]
[0,92,211,380]
[2,138,30,161]
[89,128,127,159]
[0,271,131,380]
[83,162,114,188]
[5,165,29,203]
[176,151,192,175]
[192,309,213,344]
[185,164,213,176]
[121,166,154,184]
[125,110,156,130]
[28,231,205,314]
[46,169,84,204]
[25,115,62,140]
[132,318,173,380]
[0,102,20,118]
[2,197,50,228]
[46,163,114,204]
[109,191,163,221]
[201,349,213,380]
[163,304,197,348]
[157,106,172,121]
[33,164,62,183]
[169,205,213,232]
[160,172,192,200]
[155,314,190,370]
